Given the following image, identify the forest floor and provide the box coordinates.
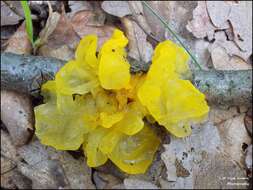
[1,1,252,189]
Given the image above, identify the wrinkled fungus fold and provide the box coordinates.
[35,29,209,174]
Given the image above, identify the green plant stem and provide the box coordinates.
[142,1,202,70]
[21,0,34,45]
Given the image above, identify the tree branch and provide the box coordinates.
[1,52,252,106]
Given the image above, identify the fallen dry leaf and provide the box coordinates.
[4,1,26,18]
[38,6,80,60]
[206,1,231,29]
[244,107,252,137]
[86,3,106,27]
[209,45,252,70]
[128,1,152,37]
[8,170,32,189]
[160,121,249,189]
[217,114,251,167]
[39,2,110,60]
[68,1,93,16]
[209,31,252,66]
[112,183,126,189]
[245,145,252,170]
[200,29,253,70]
[209,106,240,125]
[142,1,170,41]
[39,45,74,62]
[39,4,61,46]
[93,171,122,189]
[50,12,80,49]
[18,160,69,189]
[101,1,131,18]
[162,1,198,38]
[1,1,23,26]
[68,1,105,27]
[1,25,19,52]
[48,150,95,189]
[227,1,252,59]
[1,90,34,147]
[95,161,128,180]
[1,129,20,162]
[186,1,215,40]
[194,153,249,189]
[1,148,16,180]
[1,158,32,189]
[207,1,252,61]
[124,178,159,189]
[161,149,177,181]
[121,17,153,63]
[188,1,252,64]
[161,122,221,189]
[5,22,32,55]
[70,10,115,49]
[1,130,32,189]
[1,157,32,189]
[130,1,197,49]
[18,140,95,189]
[193,39,211,69]
[1,25,19,41]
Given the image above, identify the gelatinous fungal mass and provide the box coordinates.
[34,29,209,174]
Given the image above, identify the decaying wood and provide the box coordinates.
[1,52,252,106]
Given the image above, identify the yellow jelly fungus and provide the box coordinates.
[100,112,124,128]
[35,95,94,150]
[34,29,209,174]
[55,60,99,96]
[98,29,131,90]
[108,126,160,174]
[138,41,209,137]
[75,35,98,69]
[115,102,145,135]
[84,127,108,167]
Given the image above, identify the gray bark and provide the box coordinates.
[1,52,252,106]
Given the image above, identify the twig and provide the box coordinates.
[1,53,252,106]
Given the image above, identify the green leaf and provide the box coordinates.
[21,0,34,45]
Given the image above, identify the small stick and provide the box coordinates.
[1,53,252,106]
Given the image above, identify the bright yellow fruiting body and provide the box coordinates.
[34,29,209,174]
[137,41,209,137]
[98,29,130,90]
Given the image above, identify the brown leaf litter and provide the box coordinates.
[187,1,252,70]
[17,140,95,189]
[38,1,116,60]
[1,130,32,189]
[93,171,123,189]
[101,1,131,18]
[70,10,115,50]
[1,1,24,26]
[121,17,153,63]
[160,121,250,189]
[38,2,79,60]
[1,90,34,147]
[5,22,32,55]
